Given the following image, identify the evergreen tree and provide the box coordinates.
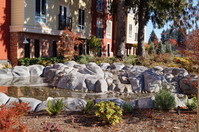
[156,43,165,54]
[148,43,155,54]
[165,42,172,54]
[148,30,159,47]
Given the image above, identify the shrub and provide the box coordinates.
[148,43,156,54]
[95,101,123,125]
[42,122,63,132]
[186,96,197,110]
[74,55,94,64]
[165,42,173,54]
[154,89,176,112]
[122,103,134,114]
[0,102,30,131]
[46,99,65,116]
[87,36,102,56]
[123,55,138,65]
[83,100,95,114]
[156,43,165,54]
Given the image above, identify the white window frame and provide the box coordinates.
[106,20,112,38]
[135,33,138,41]
[35,0,47,24]
[78,8,85,32]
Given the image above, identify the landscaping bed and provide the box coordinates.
[22,109,197,132]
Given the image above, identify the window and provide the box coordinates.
[35,0,47,23]
[129,24,132,38]
[34,40,40,57]
[107,0,111,13]
[52,41,57,57]
[24,39,30,58]
[135,33,138,41]
[129,8,133,16]
[97,0,103,12]
[106,20,112,38]
[78,9,85,31]
[96,18,103,38]
[59,6,71,30]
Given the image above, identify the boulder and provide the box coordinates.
[6,97,19,106]
[86,62,104,78]
[128,66,148,92]
[110,62,125,71]
[0,92,10,106]
[11,77,30,86]
[85,77,98,91]
[28,65,44,76]
[57,71,87,90]
[179,74,198,95]
[0,69,13,79]
[172,94,186,107]
[12,66,30,78]
[19,97,42,111]
[94,98,126,107]
[114,84,125,92]
[129,97,154,109]
[122,65,133,71]
[104,71,113,79]
[100,63,110,70]
[163,68,188,81]
[64,61,78,67]
[63,98,86,111]
[143,69,163,93]
[95,79,108,92]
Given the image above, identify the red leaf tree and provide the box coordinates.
[57,28,82,58]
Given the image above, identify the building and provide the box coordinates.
[91,0,113,57]
[10,0,91,66]
[0,0,11,63]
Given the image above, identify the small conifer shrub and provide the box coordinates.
[46,99,65,115]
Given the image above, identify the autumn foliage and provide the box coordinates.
[182,29,199,64]
[0,102,30,132]
[57,28,82,58]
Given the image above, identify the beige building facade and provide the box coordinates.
[10,0,91,65]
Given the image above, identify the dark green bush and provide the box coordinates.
[122,103,134,114]
[95,101,123,125]
[154,89,176,112]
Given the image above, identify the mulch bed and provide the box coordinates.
[21,109,197,132]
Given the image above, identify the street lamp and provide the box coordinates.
[23,37,29,44]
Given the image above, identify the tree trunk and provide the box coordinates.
[137,0,146,57]
[116,0,126,59]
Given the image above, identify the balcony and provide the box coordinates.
[58,14,72,30]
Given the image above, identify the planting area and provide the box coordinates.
[22,109,196,132]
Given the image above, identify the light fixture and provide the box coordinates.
[23,37,29,44]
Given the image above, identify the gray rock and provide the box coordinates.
[85,77,98,91]
[64,61,78,67]
[106,78,113,86]
[108,83,116,91]
[94,98,126,107]
[57,71,87,90]
[28,65,44,76]
[86,62,104,78]
[119,75,130,84]
[137,97,154,109]
[122,65,133,71]
[0,69,13,79]
[163,68,188,81]
[6,97,19,106]
[114,84,125,92]
[104,71,113,79]
[128,66,148,92]
[172,93,186,107]
[19,97,42,111]
[0,92,10,106]
[100,63,110,70]
[12,66,30,78]
[95,79,108,92]
[124,84,133,93]
[143,69,162,93]
[179,74,198,95]
[153,66,164,72]
[11,77,30,85]
[73,64,86,70]
[0,78,13,85]
[63,98,86,111]
[110,62,125,71]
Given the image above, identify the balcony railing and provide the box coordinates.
[58,14,72,30]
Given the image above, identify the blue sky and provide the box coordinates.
[145,0,198,42]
